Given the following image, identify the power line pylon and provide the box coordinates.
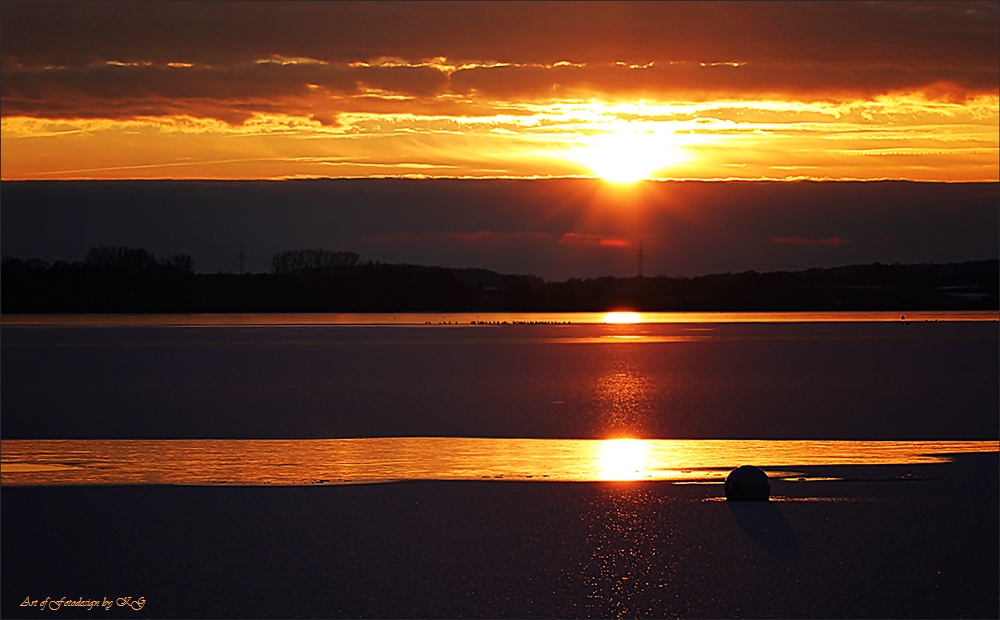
[238,244,246,275]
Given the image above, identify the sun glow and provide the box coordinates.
[3,92,997,181]
[572,127,691,183]
[603,311,642,324]
[598,439,649,481]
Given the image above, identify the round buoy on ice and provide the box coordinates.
[725,465,771,501]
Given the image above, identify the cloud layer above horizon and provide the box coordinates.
[3,179,997,279]
[2,1,998,181]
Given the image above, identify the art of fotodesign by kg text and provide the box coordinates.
[20,596,146,611]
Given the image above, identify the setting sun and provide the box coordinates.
[572,128,690,183]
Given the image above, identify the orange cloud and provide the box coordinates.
[559,233,632,248]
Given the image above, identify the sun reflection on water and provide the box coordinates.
[603,312,642,324]
[593,359,654,437]
[2,438,997,486]
[598,439,649,481]
[582,484,670,618]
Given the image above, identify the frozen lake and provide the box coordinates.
[2,312,998,619]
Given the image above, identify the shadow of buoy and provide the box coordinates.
[728,501,799,559]
[724,465,798,558]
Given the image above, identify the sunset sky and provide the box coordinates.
[2,1,997,182]
[1,2,997,277]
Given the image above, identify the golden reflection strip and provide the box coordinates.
[1,439,997,486]
[2,311,998,328]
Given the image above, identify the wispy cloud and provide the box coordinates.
[771,237,850,247]
[364,231,556,246]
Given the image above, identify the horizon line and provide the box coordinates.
[3,176,997,184]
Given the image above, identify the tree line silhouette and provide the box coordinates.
[2,246,997,313]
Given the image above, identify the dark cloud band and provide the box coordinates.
[2,2,996,122]
[3,59,995,123]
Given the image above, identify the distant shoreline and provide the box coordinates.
[2,251,997,314]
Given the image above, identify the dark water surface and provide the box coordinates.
[2,316,997,440]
